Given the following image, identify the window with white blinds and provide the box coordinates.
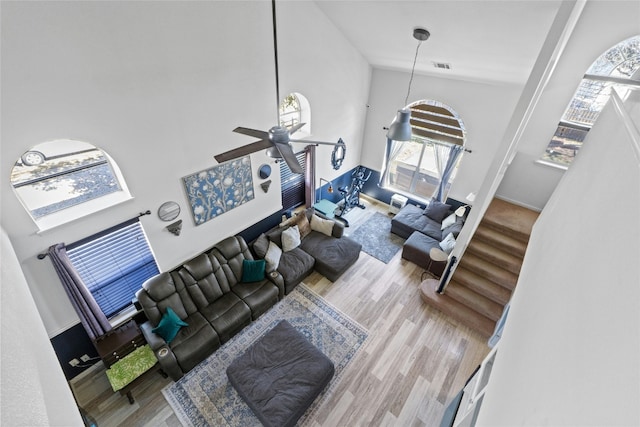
[67,219,159,318]
[280,151,306,210]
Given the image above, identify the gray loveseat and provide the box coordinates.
[252,207,362,294]
[136,235,282,381]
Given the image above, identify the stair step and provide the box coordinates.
[420,279,495,338]
[458,253,518,291]
[482,198,539,243]
[445,283,503,321]
[480,217,531,243]
[453,267,512,305]
[474,225,528,258]
[467,240,523,275]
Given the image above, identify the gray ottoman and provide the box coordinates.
[226,320,334,427]
[402,231,446,277]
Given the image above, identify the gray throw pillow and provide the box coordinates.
[442,222,463,239]
[423,199,452,222]
[266,228,284,248]
[252,233,270,258]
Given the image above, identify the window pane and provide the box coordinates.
[541,125,588,166]
[279,94,301,130]
[541,36,640,167]
[280,152,305,210]
[587,37,640,78]
[11,140,123,219]
[67,221,159,318]
[562,79,609,126]
[387,140,441,200]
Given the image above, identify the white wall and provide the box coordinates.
[277,1,371,183]
[476,89,640,425]
[0,1,369,337]
[360,68,523,203]
[495,0,640,210]
[1,228,84,426]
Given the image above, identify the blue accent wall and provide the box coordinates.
[51,323,100,380]
[360,167,465,210]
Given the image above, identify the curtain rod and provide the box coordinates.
[37,210,151,260]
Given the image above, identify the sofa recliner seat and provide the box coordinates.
[136,235,282,381]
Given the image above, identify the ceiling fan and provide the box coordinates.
[213,0,344,175]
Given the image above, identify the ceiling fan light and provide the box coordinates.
[266,146,282,159]
[386,108,412,141]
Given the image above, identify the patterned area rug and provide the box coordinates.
[348,212,405,263]
[162,284,368,427]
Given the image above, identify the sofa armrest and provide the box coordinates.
[331,219,345,238]
[267,270,285,300]
[139,321,183,381]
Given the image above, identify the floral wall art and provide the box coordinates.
[182,156,254,225]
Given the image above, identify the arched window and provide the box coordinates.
[279,93,311,209]
[381,100,466,202]
[10,139,132,230]
[279,92,311,137]
[541,35,640,167]
[279,93,302,129]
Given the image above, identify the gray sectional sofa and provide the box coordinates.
[136,235,282,381]
[252,207,362,294]
[391,199,464,276]
[135,207,361,381]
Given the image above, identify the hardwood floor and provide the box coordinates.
[70,196,490,426]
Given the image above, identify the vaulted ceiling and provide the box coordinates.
[313,0,563,85]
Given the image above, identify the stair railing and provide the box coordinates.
[436,255,457,293]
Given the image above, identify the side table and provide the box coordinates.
[93,320,162,404]
[421,247,449,280]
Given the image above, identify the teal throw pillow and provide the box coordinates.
[152,307,188,344]
[242,259,266,282]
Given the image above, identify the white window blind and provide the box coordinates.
[67,219,159,318]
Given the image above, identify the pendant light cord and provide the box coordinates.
[404,39,423,107]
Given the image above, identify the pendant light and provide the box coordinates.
[386,27,431,141]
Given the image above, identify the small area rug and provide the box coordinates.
[162,284,368,427]
[348,211,405,263]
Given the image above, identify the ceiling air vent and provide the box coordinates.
[433,62,451,70]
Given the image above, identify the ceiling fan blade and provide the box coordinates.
[214,139,273,163]
[274,142,304,174]
[233,127,270,140]
[288,122,306,135]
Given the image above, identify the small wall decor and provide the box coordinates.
[258,164,272,179]
[331,138,346,170]
[260,180,272,193]
[158,201,180,222]
[166,220,183,236]
[182,156,254,225]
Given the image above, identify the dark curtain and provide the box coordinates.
[304,144,316,207]
[48,243,112,340]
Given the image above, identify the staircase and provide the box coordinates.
[420,198,539,338]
